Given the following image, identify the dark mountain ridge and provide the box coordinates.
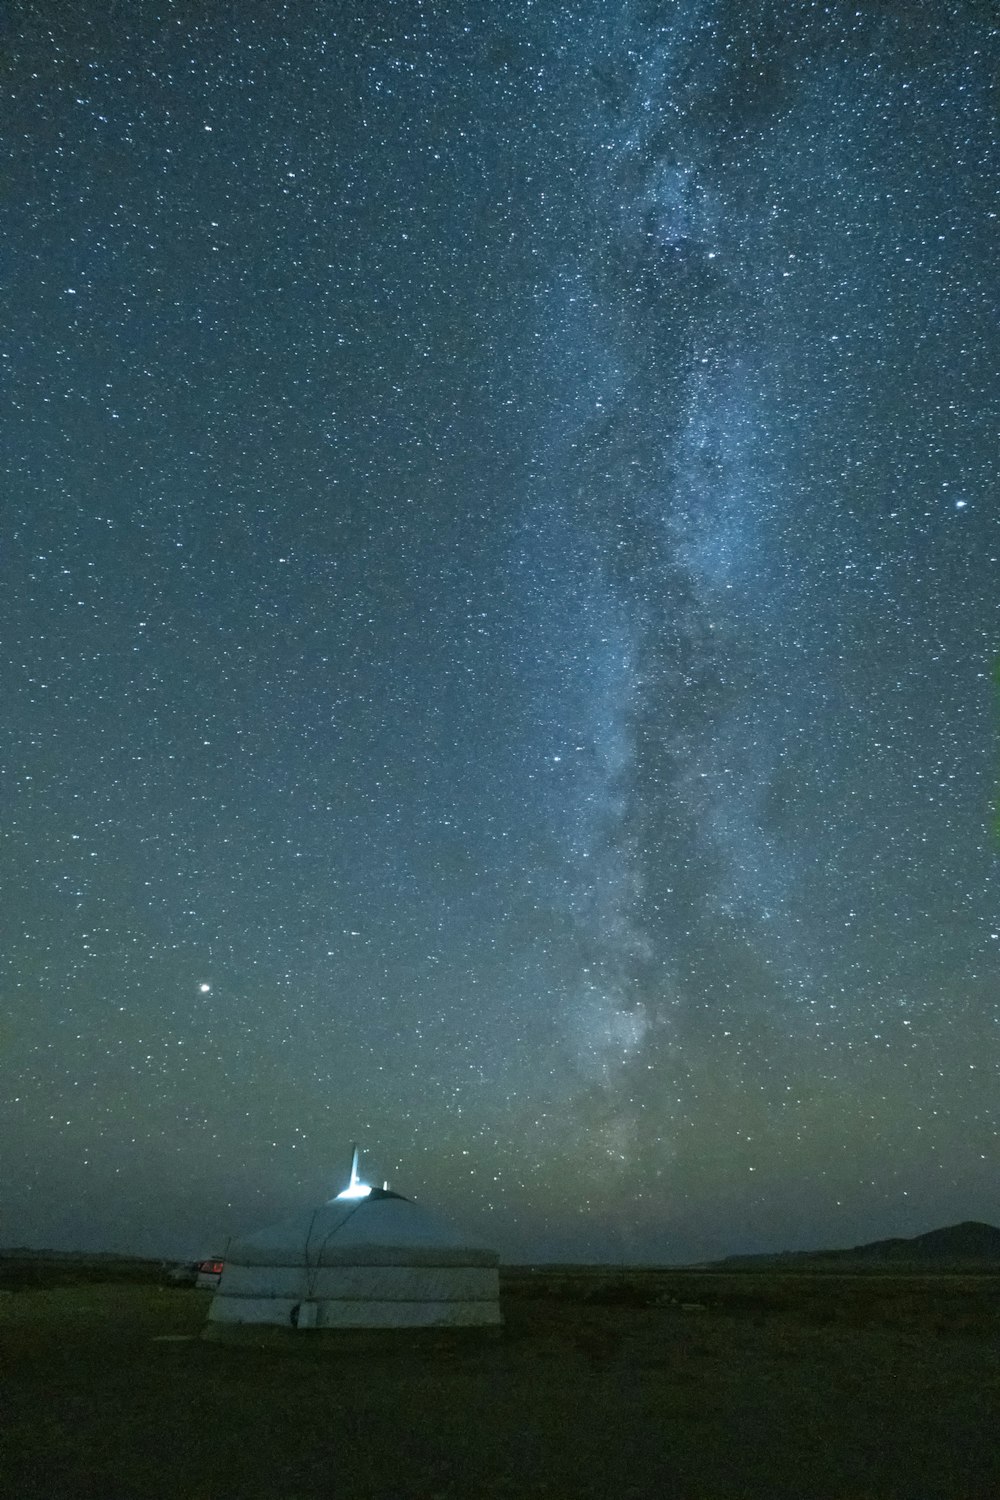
[722,1220,1000,1269]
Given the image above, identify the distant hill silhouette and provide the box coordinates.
[721,1221,1000,1269]
[0,1247,147,1261]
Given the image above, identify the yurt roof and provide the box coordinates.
[226,1189,499,1269]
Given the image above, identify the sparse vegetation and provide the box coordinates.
[3,1262,999,1498]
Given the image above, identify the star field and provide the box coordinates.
[2,1,998,1262]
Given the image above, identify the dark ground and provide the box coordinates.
[2,1266,999,1499]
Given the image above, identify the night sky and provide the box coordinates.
[4,1,998,1265]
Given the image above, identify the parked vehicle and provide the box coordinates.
[165,1257,224,1289]
[195,1258,224,1290]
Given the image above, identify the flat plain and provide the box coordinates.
[2,1264,999,1499]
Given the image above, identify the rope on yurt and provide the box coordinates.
[304,1200,368,1300]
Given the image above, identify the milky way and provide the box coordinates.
[3,1,998,1261]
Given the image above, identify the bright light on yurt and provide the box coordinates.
[334,1143,372,1200]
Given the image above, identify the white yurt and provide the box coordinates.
[203,1148,500,1342]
